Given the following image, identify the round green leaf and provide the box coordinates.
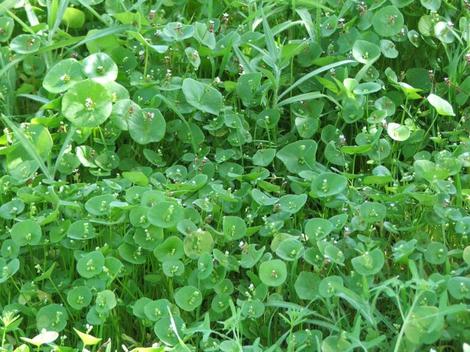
[67,220,95,240]
[36,304,68,332]
[294,271,320,300]
[387,122,410,141]
[0,16,14,42]
[276,140,317,174]
[11,34,40,54]
[259,259,287,287]
[310,172,348,198]
[11,220,42,246]
[67,286,92,310]
[62,79,112,127]
[305,218,334,242]
[351,248,385,276]
[424,242,447,265]
[183,229,214,259]
[128,108,166,144]
[148,201,184,228]
[82,52,118,83]
[352,40,381,64]
[372,6,404,37]
[182,78,223,115]
[174,286,202,312]
[77,251,105,278]
[62,7,86,28]
[278,194,307,214]
[95,290,117,313]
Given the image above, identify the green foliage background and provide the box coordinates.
[0,0,469,351]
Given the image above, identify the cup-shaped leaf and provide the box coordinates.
[128,108,166,145]
[36,304,68,332]
[352,40,381,64]
[278,194,307,214]
[82,52,118,83]
[11,34,40,54]
[11,220,42,246]
[182,78,223,115]
[174,286,202,311]
[351,248,385,276]
[76,250,105,278]
[0,17,14,42]
[62,79,112,128]
[372,6,404,37]
[67,286,92,310]
[276,140,317,174]
[310,172,348,198]
[259,259,287,287]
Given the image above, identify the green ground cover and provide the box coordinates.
[0,0,469,351]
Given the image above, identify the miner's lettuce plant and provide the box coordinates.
[0,0,469,351]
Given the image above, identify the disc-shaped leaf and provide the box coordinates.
[351,248,385,276]
[0,17,14,42]
[62,79,112,128]
[128,108,166,144]
[278,194,307,214]
[305,218,334,242]
[154,316,184,345]
[77,251,105,278]
[359,202,387,223]
[11,34,40,54]
[11,220,42,246]
[67,286,92,310]
[144,299,171,321]
[0,258,19,283]
[310,172,348,197]
[183,229,214,259]
[387,122,410,141]
[182,78,223,115]
[95,290,117,313]
[223,216,247,240]
[148,201,184,228]
[424,242,447,265]
[276,238,304,261]
[276,140,317,174]
[174,286,202,311]
[36,304,68,332]
[372,6,404,37]
[62,7,86,28]
[295,271,320,300]
[153,236,184,262]
[259,259,287,287]
[352,40,381,64]
[67,220,95,240]
[82,52,118,83]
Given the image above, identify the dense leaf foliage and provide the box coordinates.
[0,0,469,351]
